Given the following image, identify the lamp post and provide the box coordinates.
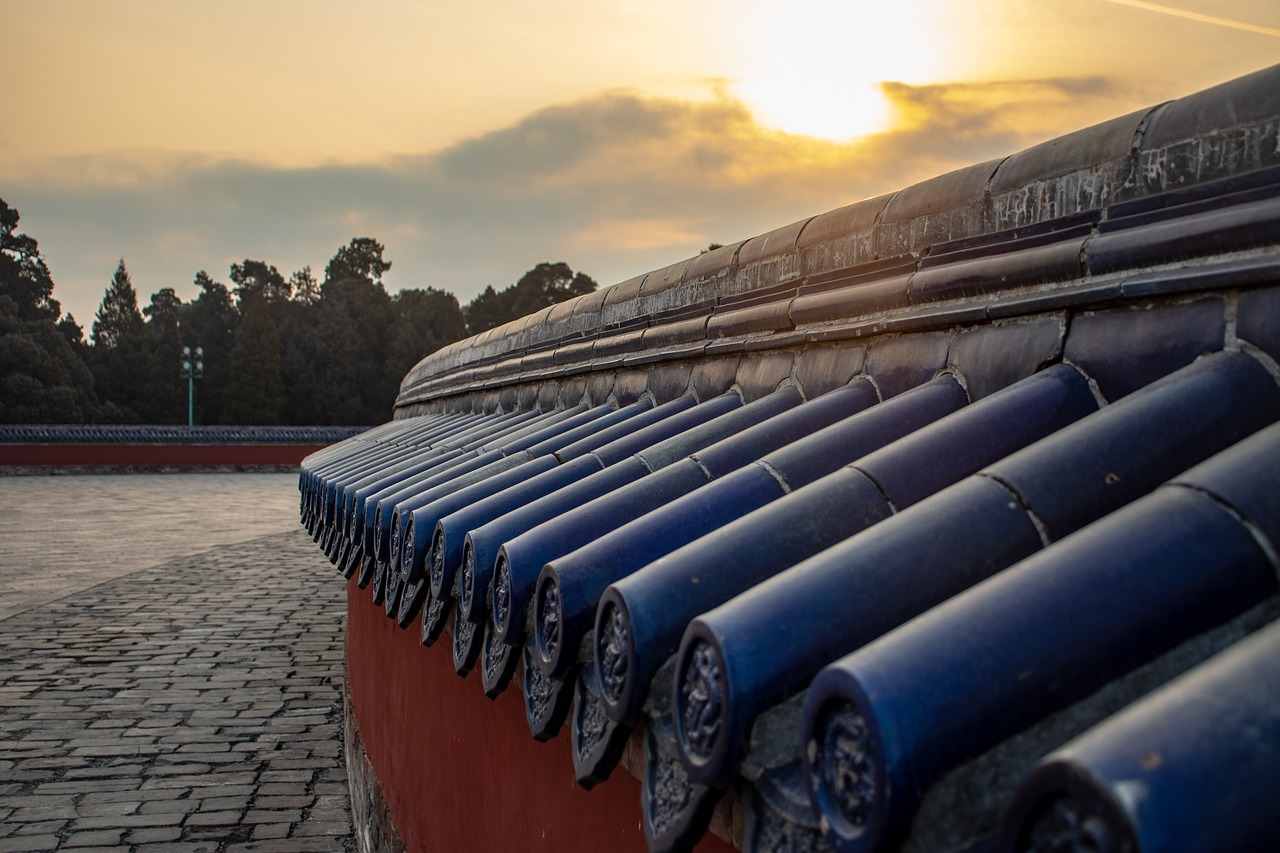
[180,346,204,426]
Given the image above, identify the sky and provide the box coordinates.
[3,0,1278,330]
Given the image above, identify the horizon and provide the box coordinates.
[4,0,1278,329]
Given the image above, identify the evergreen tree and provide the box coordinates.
[324,237,391,287]
[276,298,325,425]
[0,198,61,323]
[387,288,467,385]
[0,197,97,422]
[509,261,597,318]
[462,285,512,335]
[179,271,238,424]
[0,299,98,423]
[139,288,186,422]
[87,260,149,421]
[222,294,285,425]
[92,259,144,349]
[230,260,290,310]
[289,266,319,305]
[463,262,597,334]
[315,238,397,424]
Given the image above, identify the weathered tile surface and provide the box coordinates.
[0,475,352,851]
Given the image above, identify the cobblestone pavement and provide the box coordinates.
[0,474,353,852]
[0,474,304,620]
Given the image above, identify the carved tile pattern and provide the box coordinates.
[400,519,416,579]
[492,556,512,631]
[678,640,723,760]
[370,558,386,605]
[537,582,561,660]
[525,649,556,724]
[482,622,512,688]
[751,795,834,853]
[396,577,423,627]
[818,706,877,830]
[357,554,375,588]
[420,595,446,646]
[597,602,629,703]
[341,543,361,579]
[389,512,402,569]
[575,684,609,760]
[453,615,476,670]
[1025,796,1119,853]
[429,531,446,592]
[648,751,693,835]
[459,542,475,613]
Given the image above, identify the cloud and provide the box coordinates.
[5,77,1130,327]
[570,217,706,253]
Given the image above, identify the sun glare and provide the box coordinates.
[730,0,947,142]
[735,77,891,142]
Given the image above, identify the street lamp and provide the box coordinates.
[180,346,204,426]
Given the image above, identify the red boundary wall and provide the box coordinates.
[346,578,734,852]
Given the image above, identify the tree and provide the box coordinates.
[86,260,150,421]
[138,288,186,422]
[0,297,98,423]
[0,198,61,323]
[323,237,391,288]
[463,262,598,335]
[222,294,286,424]
[0,199,98,422]
[289,266,319,305]
[509,261,597,318]
[92,259,144,349]
[462,285,512,335]
[310,238,398,423]
[387,288,467,384]
[230,259,290,310]
[276,299,325,425]
[57,314,86,349]
[178,271,241,423]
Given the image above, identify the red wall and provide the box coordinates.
[346,579,735,852]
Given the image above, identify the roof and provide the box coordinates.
[300,64,1280,853]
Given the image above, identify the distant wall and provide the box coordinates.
[0,425,368,471]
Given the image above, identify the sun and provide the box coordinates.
[728,0,949,142]
[734,77,892,142]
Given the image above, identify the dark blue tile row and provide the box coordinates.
[298,68,1280,853]
[804,420,1280,853]
[300,338,1280,853]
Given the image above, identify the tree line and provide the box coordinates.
[0,197,597,426]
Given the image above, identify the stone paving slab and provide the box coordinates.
[0,510,354,852]
[0,473,302,620]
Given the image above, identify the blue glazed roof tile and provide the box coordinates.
[302,64,1280,853]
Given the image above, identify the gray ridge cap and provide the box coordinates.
[740,216,812,264]
[396,65,1280,401]
[680,240,745,285]
[1142,63,1280,150]
[880,159,1004,224]
[987,107,1152,194]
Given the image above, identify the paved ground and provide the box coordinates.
[0,474,308,620]
[0,474,353,852]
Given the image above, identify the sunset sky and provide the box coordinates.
[4,0,1278,328]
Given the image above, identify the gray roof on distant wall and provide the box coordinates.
[0,424,370,444]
